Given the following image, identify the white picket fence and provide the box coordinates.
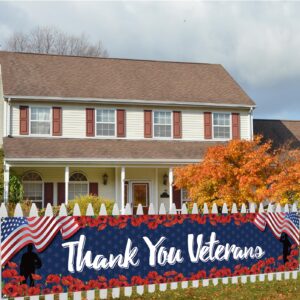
[0,201,299,300]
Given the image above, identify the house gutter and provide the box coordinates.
[4,95,256,110]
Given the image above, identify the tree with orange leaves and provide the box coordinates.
[174,136,300,206]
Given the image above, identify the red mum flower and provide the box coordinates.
[264,266,273,273]
[155,275,166,284]
[2,269,18,278]
[98,216,108,224]
[131,217,143,227]
[27,286,40,296]
[119,275,127,281]
[52,285,63,294]
[155,215,167,224]
[42,288,52,295]
[291,249,299,256]
[87,280,101,289]
[88,218,100,227]
[7,261,18,269]
[31,274,42,280]
[46,274,61,284]
[3,283,19,297]
[118,222,127,229]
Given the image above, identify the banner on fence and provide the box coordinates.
[1,212,299,297]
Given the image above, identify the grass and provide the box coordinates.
[98,277,300,300]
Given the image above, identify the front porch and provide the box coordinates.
[3,165,186,212]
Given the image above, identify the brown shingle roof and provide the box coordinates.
[3,137,222,162]
[254,119,300,149]
[0,51,255,106]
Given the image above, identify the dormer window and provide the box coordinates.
[153,111,172,138]
[213,113,231,139]
[96,109,116,137]
[30,107,51,135]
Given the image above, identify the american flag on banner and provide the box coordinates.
[0,216,80,265]
[254,212,299,245]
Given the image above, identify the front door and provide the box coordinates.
[131,182,150,213]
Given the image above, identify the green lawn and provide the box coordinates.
[103,277,300,300]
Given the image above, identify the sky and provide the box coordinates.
[0,1,299,120]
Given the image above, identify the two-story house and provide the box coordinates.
[0,51,255,212]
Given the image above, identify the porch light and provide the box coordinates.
[163,174,168,185]
[102,173,108,185]
[160,190,169,198]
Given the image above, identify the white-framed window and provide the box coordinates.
[30,107,51,135]
[153,111,172,138]
[69,172,89,200]
[213,113,231,139]
[96,109,116,137]
[181,188,191,206]
[22,172,44,209]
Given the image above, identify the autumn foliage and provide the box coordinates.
[174,136,300,206]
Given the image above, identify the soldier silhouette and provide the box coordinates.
[280,233,292,264]
[20,244,42,286]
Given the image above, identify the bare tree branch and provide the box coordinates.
[3,26,108,57]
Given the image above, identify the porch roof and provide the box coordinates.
[3,137,223,164]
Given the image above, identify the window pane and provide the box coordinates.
[69,183,88,200]
[31,121,50,134]
[154,125,171,137]
[97,123,115,136]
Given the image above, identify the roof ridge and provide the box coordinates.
[254,119,300,122]
[0,50,220,66]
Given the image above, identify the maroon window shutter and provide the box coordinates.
[44,182,54,206]
[57,182,65,205]
[173,111,182,138]
[173,186,182,210]
[117,109,126,137]
[144,110,152,138]
[232,113,240,139]
[204,112,212,139]
[86,108,95,137]
[89,182,98,196]
[52,107,62,136]
[20,106,29,135]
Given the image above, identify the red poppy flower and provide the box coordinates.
[108,217,119,227]
[98,282,108,289]
[174,273,185,282]
[291,249,299,256]
[87,280,101,289]
[109,278,120,288]
[3,283,19,297]
[131,276,145,285]
[98,216,108,224]
[131,217,143,227]
[118,222,127,229]
[18,284,28,295]
[88,218,100,227]
[61,275,75,286]
[264,266,273,273]
[31,273,42,280]
[155,215,167,224]
[266,257,275,265]
[164,270,177,277]
[163,220,176,227]
[13,275,25,282]
[147,271,159,280]
[7,261,18,269]
[27,286,40,296]
[52,285,63,293]
[118,216,129,223]
[98,276,107,282]
[2,269,18,278]
[155,275,166,284]
[42,288,52,295]
[98,224,107,231]
[148,221,158,230]
[46,274,61,284]
[119,275,127,281]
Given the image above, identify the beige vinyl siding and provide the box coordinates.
[182,110,204,140]
[9,102,252,141]
[240,111,251,140]
[126,108,144,139]
[63,105,86,137]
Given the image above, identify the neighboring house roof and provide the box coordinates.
[254,119,300,149]
[3,137,222,164]
[0,51,255,107]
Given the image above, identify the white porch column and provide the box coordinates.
[65,166,69,205]
[3,163,10,203]
[120,167,125,211]
[155,168,158,213]
[169,167,173,211]
[115,167,118,203]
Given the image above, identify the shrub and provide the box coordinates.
[9,174,24,204]
[6,200,32,216]
[68,195,114,215]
